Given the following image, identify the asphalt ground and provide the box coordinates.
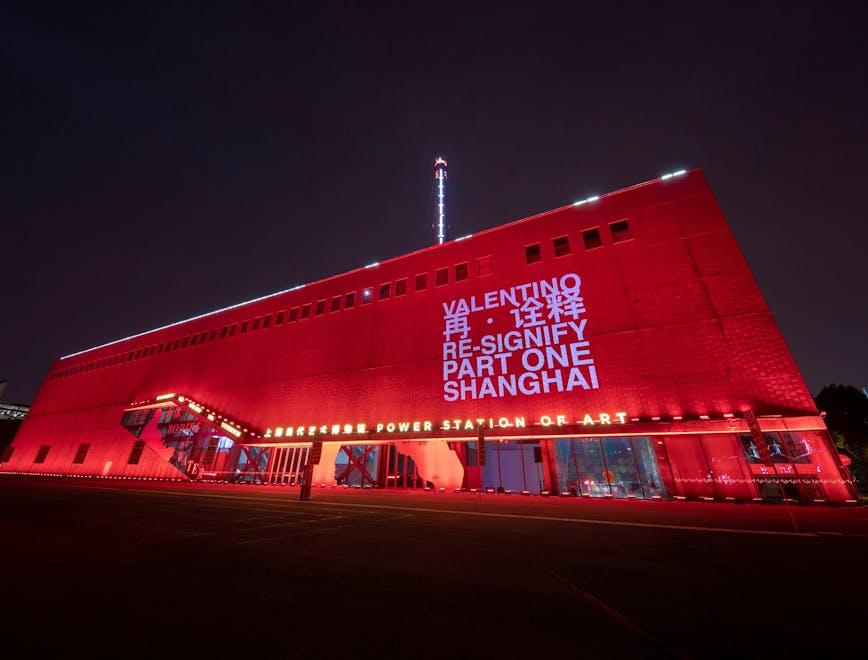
[1,478,866,658]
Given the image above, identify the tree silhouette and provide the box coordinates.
[815,385,868,461]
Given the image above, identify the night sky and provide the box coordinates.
[2,2,866,404]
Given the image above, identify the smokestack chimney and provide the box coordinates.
[433,157,448,244]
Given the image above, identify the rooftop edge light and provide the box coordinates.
[364,262,379,269]
[661,169,687,180]
[60,284,310,360]
[573,195,600,206]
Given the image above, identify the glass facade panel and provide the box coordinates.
[602,437,643,498]
[481,441,543,493]
[780,432,813,464]
[739,434,762,464]
[631,437,667,498]
[765,433,790,464]
[555,439,609,496]
[335,445,379,487]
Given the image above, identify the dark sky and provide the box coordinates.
[2,1,866,403]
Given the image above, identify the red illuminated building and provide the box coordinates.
[1,170,856,503]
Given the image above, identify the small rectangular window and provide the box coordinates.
[220,326,229,338]
[361,288,373,304]
[395,278,407,296]
[301,304,311,319]
[379,282,390,300]
[344,292,356,308]
[34,445,51,464]
[525,243,542,263]
[253,318,261,331]
[455,263,469,281]
[199,332,207,343]
[209,330,217,341]
[172,340,181,350]
[229,324,237,336]
[315,300,326,316]
[262,315,271,329]
[415,273,428,291]
[331,296,342,312]
[274,311,285,325]
[582,228,603,250]
[552,236,571,256]
[435,268,449,286]
[73,443,90,464]
[289,307,299,322]
[240,321,249,334]
[610,219,632,242]
[127,440,146,465]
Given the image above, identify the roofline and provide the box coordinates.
[59,167,696,361]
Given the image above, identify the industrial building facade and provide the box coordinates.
[1,170,856,503]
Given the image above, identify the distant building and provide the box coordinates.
[0,170,857,503]
[0,402,29,421]
[0,381,28,456]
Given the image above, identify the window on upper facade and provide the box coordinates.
[344,292,356,308]
[415,273,428,291]
[331,296,342,312]
[582,228,602,250]
[525,243,542,264]
[395,278,407,296]
[435,268,449,286]
[379,283,390,300]
[455,263,469,281]
[553,236,571,256]
[610,219,632,242]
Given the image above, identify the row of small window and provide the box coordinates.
[52,221,633,381]
[19,442,144,466]
[523,219,633,264]
[50,255,496,380]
